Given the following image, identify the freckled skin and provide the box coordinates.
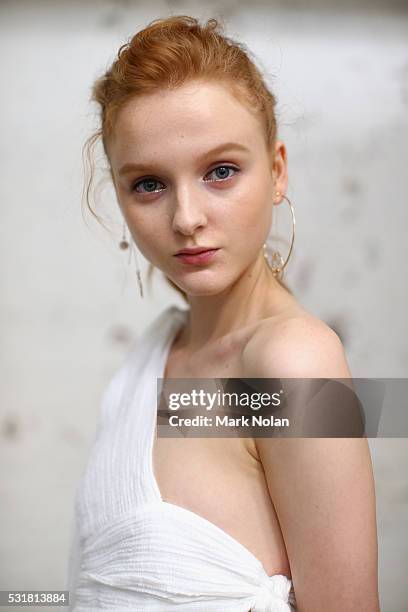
[107,79,297,347]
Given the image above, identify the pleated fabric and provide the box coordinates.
[66,305,297,611]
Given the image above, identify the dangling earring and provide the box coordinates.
[119,220,144,299]
[263,191,296,279]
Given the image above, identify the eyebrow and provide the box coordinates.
[118,142,250,176]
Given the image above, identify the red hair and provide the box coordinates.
[83,14,292,298]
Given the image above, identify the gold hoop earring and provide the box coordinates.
[119,220,144,299]
[263,191,296,280]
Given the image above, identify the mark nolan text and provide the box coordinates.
[168,415,290,427]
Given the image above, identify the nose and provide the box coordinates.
[171,187,208,236]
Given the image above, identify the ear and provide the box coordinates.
[271,140,288,204]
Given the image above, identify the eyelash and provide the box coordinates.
[131,164,240,195]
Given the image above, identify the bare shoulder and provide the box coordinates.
[242,310,379,609]
[241,308,352,379]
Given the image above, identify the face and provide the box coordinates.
[108,80,287,296]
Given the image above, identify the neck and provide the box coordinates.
[180,251,292,350]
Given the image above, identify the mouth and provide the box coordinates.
[175,246,217,255]
[174,248,220,265]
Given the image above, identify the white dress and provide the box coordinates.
[66,305,297,611]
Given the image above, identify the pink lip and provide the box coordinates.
[174,248,220,265]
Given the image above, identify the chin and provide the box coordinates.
[184,287,224,297]
[172,276,230,297]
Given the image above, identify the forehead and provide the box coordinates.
[108,80,264,165]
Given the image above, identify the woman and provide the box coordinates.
[67,15,380,611]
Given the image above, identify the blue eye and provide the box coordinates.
[205,165,240,182]
[131,165,239,194]
[132,177,165,194]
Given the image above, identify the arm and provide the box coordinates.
[242,317,380,612]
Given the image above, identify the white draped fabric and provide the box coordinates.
[66,305,297,611]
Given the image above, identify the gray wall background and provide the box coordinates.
[0,1,407,610]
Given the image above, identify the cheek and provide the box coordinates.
[126,212,167,256]
[220,185,272,239]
